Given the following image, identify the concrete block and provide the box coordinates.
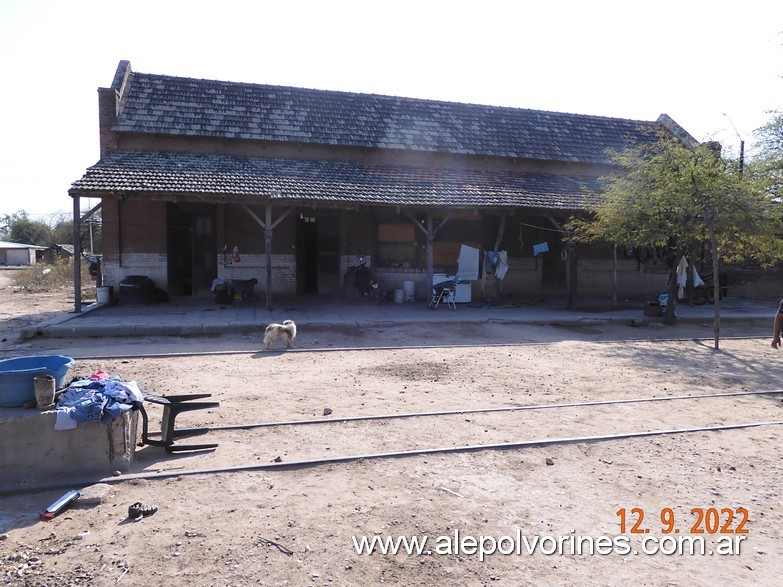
[0,408,138,486]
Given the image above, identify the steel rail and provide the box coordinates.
[172,389,783,434]
[65,334,772,361]
[4,419,782,496]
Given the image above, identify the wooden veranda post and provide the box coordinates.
[72,195,81,313]
[401,209,450,302]
[241,203,294,311]
[265,205,273,310]
[426,213,434,296]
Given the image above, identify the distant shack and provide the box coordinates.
[42,244,75,265]
[0,241,47,266]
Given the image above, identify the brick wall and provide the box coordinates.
[101,199,168,289]
[219,253,296,295]
[118,200,167,253]
[103,253,298,296]
[103,253,168,290]
[577,258,667,298]
[373,267,427,301]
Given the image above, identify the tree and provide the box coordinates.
[752,111,783,199]
[0,211,26,241]
[51,217,75,247]
[1,209,102,256]
[570,130,782,349]
[6,213,52,246]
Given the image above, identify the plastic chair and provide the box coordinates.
[136,393,220,453]
[428,280,457,310]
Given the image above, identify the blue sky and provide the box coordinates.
[1,0,781,218]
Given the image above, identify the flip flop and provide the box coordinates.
[128,502,158,520]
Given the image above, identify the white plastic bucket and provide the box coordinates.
[97,286,111,304]
[402,280,415,302]
[393,289,404,304]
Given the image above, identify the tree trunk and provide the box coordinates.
[706,214,721,350]
[665,260,678,325]
[686,252,694,308]
[612,244,618,308]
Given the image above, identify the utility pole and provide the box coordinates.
[722,113,744,175]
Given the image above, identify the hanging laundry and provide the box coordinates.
[533,242,549,256]
[495,251,509,280]
[676,255,705,299]
[484,250,498,274]
[457,245,480,280]
[676,256,688,299]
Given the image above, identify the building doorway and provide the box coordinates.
[296,210,340,295]
[167,202,217,296]
[541,238,566,293]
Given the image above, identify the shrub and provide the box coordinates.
[11,261,96,300]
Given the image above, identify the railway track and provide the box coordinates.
[6,387,781,495]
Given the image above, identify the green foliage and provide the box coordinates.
[569,129,783,267]
[754,111,783,157]
[48,213,74,246]
[751,111,783,199]
[0,210,102,253]
[9,216,52,246]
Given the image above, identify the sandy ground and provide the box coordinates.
[1,272,783,586]
[0,271,78,353]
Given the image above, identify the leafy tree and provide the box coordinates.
[751,111,783,199]
[7,213,52,246]
[0,211,27,241]
[51,217,75,246]
[1,209,102,255]
[570,130,782,349]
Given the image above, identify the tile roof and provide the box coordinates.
[69,151,601,211]
[114,70,666,164]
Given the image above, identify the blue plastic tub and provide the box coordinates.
[0,355,75,408]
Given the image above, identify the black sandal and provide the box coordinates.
[128,502,158,519]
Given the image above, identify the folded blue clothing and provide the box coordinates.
[55,375,144,428]
[71,392,107,424]
[101,399,133,425]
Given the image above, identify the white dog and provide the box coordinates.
[264,320,297,349]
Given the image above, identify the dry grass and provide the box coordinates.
[11,261,95,300]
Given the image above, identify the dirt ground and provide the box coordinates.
[1,271,783,586]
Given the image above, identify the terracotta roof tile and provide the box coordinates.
[113,72,662,164]
[70,151,600,210]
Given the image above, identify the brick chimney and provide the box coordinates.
[702,141,722,158]
[98,60,132,157]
